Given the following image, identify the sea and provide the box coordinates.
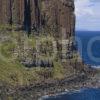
[42,88,100,100]
[42,31,100,100]
[76,31,100,67]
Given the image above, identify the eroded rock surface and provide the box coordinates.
[0,0,75,38]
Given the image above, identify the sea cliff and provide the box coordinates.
[0,0,96,99]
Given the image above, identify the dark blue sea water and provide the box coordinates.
[43,88,100,100]
[43,31,100,100]
[76,31,100,66]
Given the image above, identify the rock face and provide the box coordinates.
[41,0,75,38]
[0,0,75,38]
[0,0,24,25]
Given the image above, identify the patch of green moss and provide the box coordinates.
[0,40,16,59]
[53,62,65,79]
[0,24,20,31]
[27,37,36,48]
[0,58,40,86]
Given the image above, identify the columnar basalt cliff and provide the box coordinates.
[0,0,90,99]
[0,0,24,25]
[0,0,80,84]
[0,0,75,38]
[41,0,75,38]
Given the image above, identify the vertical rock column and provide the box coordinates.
[0,0,3,24]
[0,0,12,25]
[19,0,25,26]
[24,0,31,34]
[58,0,74,39]
[26,0,42,31]
[12,0,24,26]
[40,0,60,35]
[0,0,25,27]
[30,0,36,28]
[0,0,75,36]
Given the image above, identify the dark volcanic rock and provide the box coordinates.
[0,0,24,25]
[0,0,75,38]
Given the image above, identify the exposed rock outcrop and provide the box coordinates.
[0,0,75,38]
[0,0,24,25]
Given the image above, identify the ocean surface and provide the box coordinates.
[43,31,100,100]
[76,31,100,66]
[43,88,100,100]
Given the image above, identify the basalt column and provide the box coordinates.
[0,0,3,24]
[31,0,41,30]
[39,0,75,39]
[58,0,75,39]
[12,0,24,27]
[0,0,12,25]
[40,0,60,36]
[0,0,75,37]
[0,0,24,27]
[24,0,31,34]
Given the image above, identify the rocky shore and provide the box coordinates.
[0,67,99,100]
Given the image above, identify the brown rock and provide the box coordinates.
[0,0,75,38]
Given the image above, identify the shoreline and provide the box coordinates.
[41,87,100,100]
[0,68,99,100]
[0,56,99,100]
